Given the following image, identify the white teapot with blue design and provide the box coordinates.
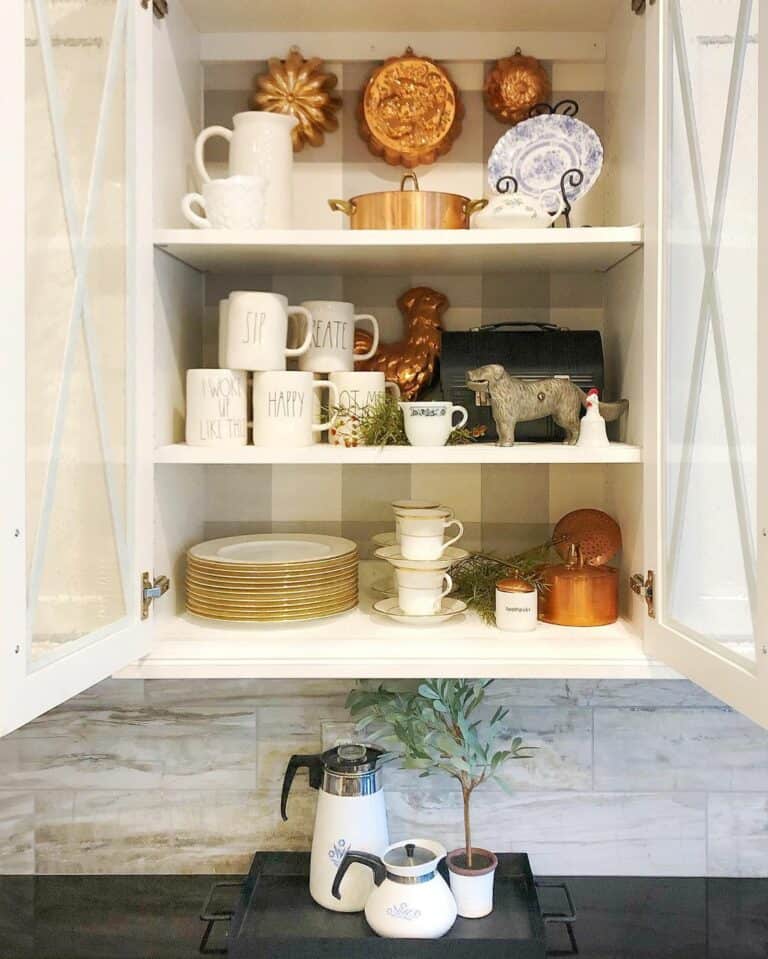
[281,744,389,912]
[332,839,457,938]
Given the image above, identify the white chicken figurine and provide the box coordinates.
[576,388,610,448]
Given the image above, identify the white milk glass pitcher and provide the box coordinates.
[194,112,297,228]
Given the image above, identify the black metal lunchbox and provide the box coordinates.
[438,322,604,442]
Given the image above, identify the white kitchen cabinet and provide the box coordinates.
[2,0,765,736]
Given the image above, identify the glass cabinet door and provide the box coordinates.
[0,0,152,736]
[645,0,768,726]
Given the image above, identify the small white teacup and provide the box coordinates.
[400,401,469,446]
[182,175,266,230]
[399,519,464,562]
[397,571,453,616]
[394,505,454,544]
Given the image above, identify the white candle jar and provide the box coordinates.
[495,578,538,632]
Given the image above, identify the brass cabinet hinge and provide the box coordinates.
[142,572,170,619]
[141,0,168,19]
[630,570,655,618]
[632,0,657,13]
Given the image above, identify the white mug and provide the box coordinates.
[400,402,468,447]
[398,573,453,615]
[218,298,229,367]
[182,175,266,229]
[399,520,464,562]
[299,301,380,373]
[224,292,312,371]
[328,371,400,447]
[185,369,248,447]
[252,371,339,447]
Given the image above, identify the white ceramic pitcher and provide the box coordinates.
[194,112,297,229]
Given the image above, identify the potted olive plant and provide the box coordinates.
[346,679,533,918]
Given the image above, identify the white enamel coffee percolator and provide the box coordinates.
[281,744,389,912]
[332,839,457,939]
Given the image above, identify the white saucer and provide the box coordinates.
[373,597,467,625]
[371,576,396,596]
[371,531,397,547]
[374,544,470,571]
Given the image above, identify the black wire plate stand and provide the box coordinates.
[494,99,587,229]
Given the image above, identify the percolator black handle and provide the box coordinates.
[280,753,324,821]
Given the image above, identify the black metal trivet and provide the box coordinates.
[199,851,577,957]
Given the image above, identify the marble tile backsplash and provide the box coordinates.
[0,679,766,877]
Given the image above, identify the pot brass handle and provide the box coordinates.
[400,172,421,193]
[328,198,356,216]
[465,198,489,216]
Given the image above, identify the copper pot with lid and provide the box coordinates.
[328,172,487,230]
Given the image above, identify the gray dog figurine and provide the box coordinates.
[466,364,629,446]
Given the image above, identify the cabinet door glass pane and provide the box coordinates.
[664,0,759,662]
[25,0,131,668]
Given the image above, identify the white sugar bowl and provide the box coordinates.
[473,192,564,230]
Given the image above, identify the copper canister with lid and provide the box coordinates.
[538,509,621,627]
[495,576,538,631]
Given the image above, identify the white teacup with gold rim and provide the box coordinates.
[399,522,464,562]
[394,505,455,544]
[398,572,453,615]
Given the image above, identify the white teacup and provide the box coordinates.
[328,371,400,447]
[299,301,380,373]
[399,520,464,562]
[392,499,441,511]
[400,401,469,447]
[185,369,248,447]
[394,505,454,544]
[182,175,266,229]
[224,292,313,371]
[252,371,338,447]
[398,572,453,616]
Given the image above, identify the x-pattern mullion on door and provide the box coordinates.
[26,0,131,644]
[665,0,757,628]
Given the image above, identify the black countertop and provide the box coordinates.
[0,874,766,959]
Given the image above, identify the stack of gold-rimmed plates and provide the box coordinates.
[186,534,358,623]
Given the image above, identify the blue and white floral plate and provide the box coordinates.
[487,113,603,203]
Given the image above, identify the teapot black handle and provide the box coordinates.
[280,753,324,822]
[332,851,387,900]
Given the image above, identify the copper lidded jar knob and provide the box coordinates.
[495,577,538,632]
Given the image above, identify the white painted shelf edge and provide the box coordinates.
[154,442,643,465]
[153,226,644,275]
[114,563,676,679]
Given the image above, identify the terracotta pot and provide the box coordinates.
[328,172,487,230]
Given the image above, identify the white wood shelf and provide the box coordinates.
[115,563,675,680]
[154,442,642,466]
[153,227,643,276]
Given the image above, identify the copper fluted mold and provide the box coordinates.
[357,48,464,167]
[251,47,341,151]
[483,49,551,126]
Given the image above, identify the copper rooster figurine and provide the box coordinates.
[354,286,447,400]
